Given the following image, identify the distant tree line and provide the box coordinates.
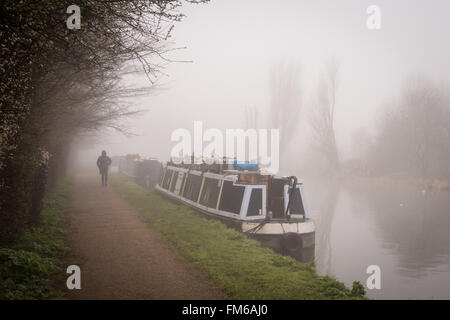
[264,61,450,181]
[0,0,205,244]
[364,76,450,180]
[321,74,450,181]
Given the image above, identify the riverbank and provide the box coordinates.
[0,179,71,299]
[111,173,365,299]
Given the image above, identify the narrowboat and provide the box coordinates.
[155,160,315,262]
[118,154,162,190]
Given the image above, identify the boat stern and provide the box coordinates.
[242,220,315,262]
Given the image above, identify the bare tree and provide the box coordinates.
[244,105,259,130]
[267,60,303,171]
[309,60,340,172]
[0,0,207,243]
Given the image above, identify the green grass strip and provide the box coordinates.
[0,179,71,300]
[111,173,365,300]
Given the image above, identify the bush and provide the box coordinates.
[0,180,69,300]
[351,281,366,297]
[0,248,58,299]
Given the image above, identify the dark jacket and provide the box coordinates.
[97,155,112,173]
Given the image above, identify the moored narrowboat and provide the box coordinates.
[155,161,315,262]
[118,155,162,190]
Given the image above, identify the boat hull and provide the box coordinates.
[250,232,315,262]
[155,184,315,262]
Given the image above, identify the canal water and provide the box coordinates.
[304,178,450,299]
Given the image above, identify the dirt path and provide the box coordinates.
[64,173,225,299]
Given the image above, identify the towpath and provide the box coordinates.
[64,173,225,299]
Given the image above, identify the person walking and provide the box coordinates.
[97,150,112,187]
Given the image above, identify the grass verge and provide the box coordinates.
[0,179,71,299]
[111,173,365,299]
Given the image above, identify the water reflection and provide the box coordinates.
[304,178,450,299]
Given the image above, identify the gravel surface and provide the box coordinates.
[64,174,226,300]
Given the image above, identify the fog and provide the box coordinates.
[69,1,450,299]
[72,0,450,171]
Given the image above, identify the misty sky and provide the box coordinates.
[88,0,450,164]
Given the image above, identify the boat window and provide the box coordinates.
[219,181,245,214]
[247,188,263,216]
[179,172,187,195]
[269,179,285,218]
[169,172,178,192]
[174,172,184,194]
[288,187,305,216]
[199,178,221,208]
[162,170,172,189]
[183,174,202,202]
